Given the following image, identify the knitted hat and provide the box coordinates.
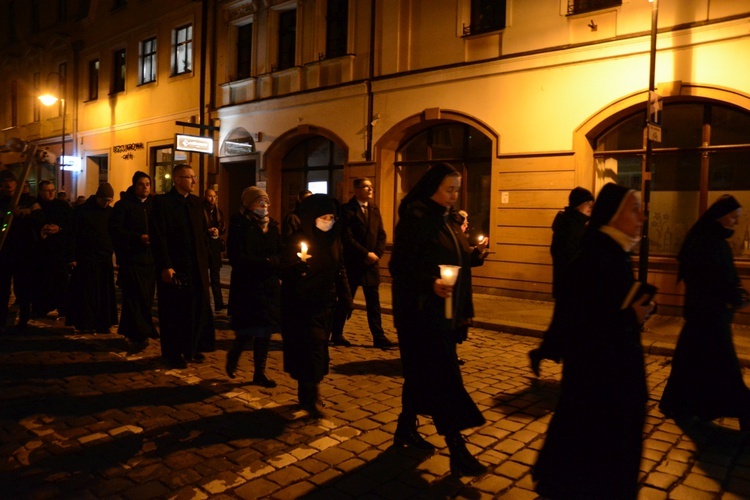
[0,170,17,183]
[568,187,594,209]
[590,183,634,228]
[96,182,115,199]
[241,186,268,207]
[132,171,151,185]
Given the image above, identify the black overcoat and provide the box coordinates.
[150,188,214,356]
[388,198,484,434]
[203,203,225,270]
[533,229,647,499]
[660,219,750,420]
[227,211,282,330]
[339,196,386,286]
[34,197,73,315]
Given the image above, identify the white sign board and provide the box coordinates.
[176,134,214,154]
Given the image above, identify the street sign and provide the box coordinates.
[648,91,663,126]
[648,123,662,142]
[175,134,214,154]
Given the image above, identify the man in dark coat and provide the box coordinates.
[110,171,158,351]
[0,170,42,333]
[330,178,393,348]
[150,164,215,368]
[33,180,73,318]
[528,186,593,376]
[203,188,226,312]
[66,183,118,333]
[533,183,655,499]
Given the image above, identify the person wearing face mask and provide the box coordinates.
[389,163,489,477]
[660,195,750,429]
[225,187,282,387]
[533,183,655,499]
[279,193,352,418]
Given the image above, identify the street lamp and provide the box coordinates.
[38,72,67,189]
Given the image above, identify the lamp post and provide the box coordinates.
[639,0,659,282]
[38,72,67,189]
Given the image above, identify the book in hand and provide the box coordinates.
[620,281,658,310]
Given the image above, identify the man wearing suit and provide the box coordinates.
[331,178,394,348]
[150,165,215,368]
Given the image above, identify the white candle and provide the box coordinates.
[439,265,461,319]
[297,242,311,262]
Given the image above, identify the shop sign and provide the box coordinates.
[176,134,214,154]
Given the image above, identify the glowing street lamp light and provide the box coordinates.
[38,72,67,188]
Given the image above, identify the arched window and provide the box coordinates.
[594,101,750,259]
[281,136,345,214]
[395,123,492,239]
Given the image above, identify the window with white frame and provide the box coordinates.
[172,24,193,75]
[139,37,157,84]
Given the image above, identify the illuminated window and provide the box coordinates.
[139,37,157,84]
[172,24,193,75]
[595,101,750,258]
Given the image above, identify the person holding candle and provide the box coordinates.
[225,186,282,387]
[279,193,352,418]
[389,162,489,477]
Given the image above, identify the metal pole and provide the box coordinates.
[638,0,658,282]
[60,73,66,189]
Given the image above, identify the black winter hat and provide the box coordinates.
[590,183,634,228]
[568,187,594,209]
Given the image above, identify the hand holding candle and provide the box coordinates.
[297,241,312,262]
[439,264,461,319]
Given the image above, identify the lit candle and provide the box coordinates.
[297,242,311,262]
[439,264,461,319]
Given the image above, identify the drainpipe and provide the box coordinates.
[198,0,209,194]
[365,0,376,162]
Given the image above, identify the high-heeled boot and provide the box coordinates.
[393,413,435,450]
[445,432,487,477]
[225,337,246,379]
[252,337,277,388]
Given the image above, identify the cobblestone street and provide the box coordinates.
[3,310,750,499]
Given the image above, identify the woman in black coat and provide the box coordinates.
[389,163,488,477]
[280,194,352,417]
[533,183,655,499]
[225,186,282,387]
[660,195,750,427]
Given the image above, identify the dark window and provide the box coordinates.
[88,59,99,100]
[396,123,493,240]
[567,0,622,16]
[33,72,40,122]
[173,25,193,75]
[595,101,750,258]
[465,0,506,36]
[281,136,345,213]
[58,0,67,21]
[31,0,40,33]
[139,37,157,84]
[113,49,126,93]
[277,9,297,71]
[8,2,17,43]
[326,0,348,59]
[11,80,18,127]
[237,23,253,80]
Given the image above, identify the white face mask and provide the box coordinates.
[315,217,335,232]
[253,207,268,218]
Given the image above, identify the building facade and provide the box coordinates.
[2,0,749,320]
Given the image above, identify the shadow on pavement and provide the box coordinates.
[297,445,482,499]
[0,357,161,383]
[1,408,288,498]
[492,378,561,420]
[0,333,131,354]
[331,358,402,377]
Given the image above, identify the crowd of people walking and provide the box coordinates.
[1,161,748,495]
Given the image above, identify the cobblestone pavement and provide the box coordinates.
[3,310,750,500]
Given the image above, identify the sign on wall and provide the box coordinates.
[176,134,214,154]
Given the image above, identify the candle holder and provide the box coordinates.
[297,241,312,262]
[439,264,460,319]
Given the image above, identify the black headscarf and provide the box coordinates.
[589,183,634,229]
[297,193,340,242]
[398,162,459,218]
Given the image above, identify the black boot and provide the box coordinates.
[445,432,487,477]
[298,381,322,418]
[225,337,246,379]
[394,413,435,451]
[252,338,277,388]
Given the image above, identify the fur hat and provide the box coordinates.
[568,187,594,209]
[590,183,634,228]
[96,182,115,199]
[241,186,269,207]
